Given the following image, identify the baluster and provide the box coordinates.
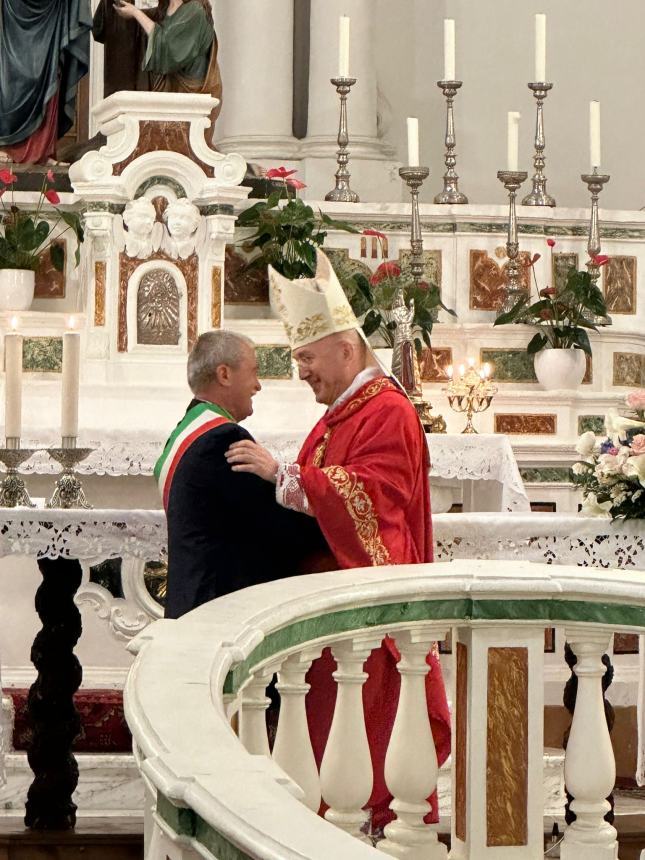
[562,630,618,860]
[273,649,321,811]
[379,628,447,860]
[239,667,274,757]
[320,635,381,840]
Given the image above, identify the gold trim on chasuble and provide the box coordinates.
[321,465,391,565]
[313,429,332,467]
[343,377,397,415]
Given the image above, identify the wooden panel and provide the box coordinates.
[486,647,528,846]
[455,642,468,842]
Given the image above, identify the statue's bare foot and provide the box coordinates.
[0,151,11,163]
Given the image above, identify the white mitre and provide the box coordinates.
[268,249,360,349]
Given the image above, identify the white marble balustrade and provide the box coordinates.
[124,559,642,860]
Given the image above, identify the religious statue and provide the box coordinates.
[110,0,222,130]
[391,290,422,400]
[121,197,162,259]
[162,198,202,259]
[0,0,92,163]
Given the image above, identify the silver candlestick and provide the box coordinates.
[522,82,556,207]
[498,170,528,313]
[434,80,468,204]
[399,166,430,284]
[47,442,93,509]
[325,77,360,203]
[0,440,35,507]
[581,169,610,287]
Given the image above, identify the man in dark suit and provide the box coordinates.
[155,329,330,619]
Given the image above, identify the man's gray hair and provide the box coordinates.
[187,330,254,393]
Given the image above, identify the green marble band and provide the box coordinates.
[157,794,252,860]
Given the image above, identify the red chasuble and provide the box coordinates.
[298,375,451,829]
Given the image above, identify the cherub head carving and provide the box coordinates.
[122,197,158,258]
[163,198,201,259]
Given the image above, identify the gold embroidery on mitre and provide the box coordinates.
[332,304,356,327]
[294,313,332,344]
[321,465,391,566]
[313,429,332,467]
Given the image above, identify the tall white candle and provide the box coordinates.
[443,19,456,80]
[4,326,23,441]
[507,111,521,171]
[589,100,601,168]
[61,322,81,440]
[534,13,546,82]
[407,117,420,167]
[338,16,350,77]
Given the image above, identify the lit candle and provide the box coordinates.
[4,319,23,442]
[443,19,456,81]
[467,356,475,367]
[406,117,419,167]
[446,365,454,379]
[589,101,601,169]
[484,362,491,378]
[507,111,521,171]
[338,16,350,77]
[458,364,465,377]
[61,317,81,441]
[534,14,546,82]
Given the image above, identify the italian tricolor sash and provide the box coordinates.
[154,402,234,511]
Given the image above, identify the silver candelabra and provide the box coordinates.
[0,438,35,507]
[581,169,610,287]
[47,439,93,509]
[498,169,528,313]
[434,80,468,204]
[399,166,430,284]
[522,82,555,207]
[325,77,360,203]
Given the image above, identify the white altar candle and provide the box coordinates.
[589,100,601,168]
[446,365,454,379]
[61,319,81,440]
[534,14,546,82]
[407,117,419,167]
[338,16,350,77]
[443,19,456,80]
[507,111,521,171]
[4,320,22,441]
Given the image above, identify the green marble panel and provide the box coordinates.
[23,337,63,372]
[520,467,572,484]
[334,220,645,240]
[256,345,292,379]
[578,415,605,435]
[480,348,537,383]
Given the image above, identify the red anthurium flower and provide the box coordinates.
[266,166,297,180]
[540,308,553,320]
[44,189,60,205]
[540,287,556,297]
[529,252,541,265]
[46,169,55,183]
[591,254,609,267]
[417,281,430,291]
[370,261,401,285]
[547,238,556,247]
[286,178,307,190]
[363,228,387,240]
[0,168,17,185]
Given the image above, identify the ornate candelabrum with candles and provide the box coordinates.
[395,163,446,433]
[325,76,360,203]
[498,168,528,313]
[435,80,468,204]
[522,82,556,207]
[444,360,498,434]
[582,168,610,288]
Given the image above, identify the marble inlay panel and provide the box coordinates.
[552,252,578,292]
[211,265,222,328]
[224,246,269,304]
[35,241,66,298]
[520,467,572,484]
[583,354,593,385]
[613,633,639,654]
[455,642,467,843]
[494,414,557,434]
[420,347,452,382]
[578,415,605,435]
[480,349,536,383]
[469,250,530,311]
[94,261,106,327]
[23,337,63,372]
[613,352,645,387]
[324,247,373,285]
[486,647,528,847]
[398,249,442,291]
[256,346,292,379]
[604,256,637,314]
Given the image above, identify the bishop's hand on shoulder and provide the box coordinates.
[225,440,279,483]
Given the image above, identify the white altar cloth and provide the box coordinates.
[16,431,529,514]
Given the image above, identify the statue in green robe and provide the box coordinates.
[0,0,92,163]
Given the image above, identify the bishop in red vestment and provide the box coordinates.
[226,250,450,830]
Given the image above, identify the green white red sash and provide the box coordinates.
[154,402,234,510]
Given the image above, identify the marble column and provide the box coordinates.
[213,0,299,158]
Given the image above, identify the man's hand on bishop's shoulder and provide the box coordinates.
[225,441,279,483]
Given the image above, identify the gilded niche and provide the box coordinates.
[137,269,180,346]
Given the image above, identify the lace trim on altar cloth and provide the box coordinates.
[276,463,311,515]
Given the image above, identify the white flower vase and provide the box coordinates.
[0,269,35,312]
[533,348,586,390]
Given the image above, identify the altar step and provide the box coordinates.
[0,816,142,860]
